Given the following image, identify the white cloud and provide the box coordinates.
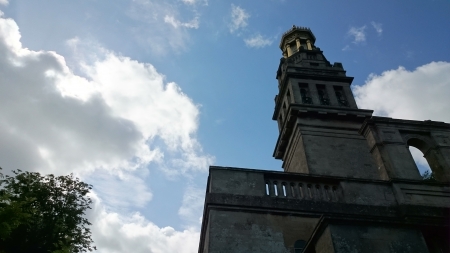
[342,45,351,51]
[0,11,212,253]
[127,0,202,54]
[0,0,8,6]
[244,34,273,48]
[355,62,450,178]
[371,21,383,36]
[88,170,153,210]
[0,6,215,191]
[178,185,205,228]
[229,4,250,33]
[0,14,213,176]
[87,193,200,253]
[354,61,450,122]
[347,25,366,44]
[181,0,208,5]
[164,15,199,29]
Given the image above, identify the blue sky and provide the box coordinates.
[1,0,449,252]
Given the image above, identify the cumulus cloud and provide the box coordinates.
[371,21,383,36]
[0,1,8,6]
[229,4,249,33]
[87,193,200,253]
[244,34,273,48]
[354,61,450,122]
[0,10,211,252]
[178,185,205,228]
[1,11,213,176]
[348,25,366,44]
[354,61,450,178]
[87,170,153,210]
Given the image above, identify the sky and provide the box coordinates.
[0,0,449,252]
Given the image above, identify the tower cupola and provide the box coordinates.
[279,25,317,58]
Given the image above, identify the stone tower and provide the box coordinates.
[198,26,450,253]
[273,26,378,179]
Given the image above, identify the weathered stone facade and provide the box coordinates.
[198,26,450,253]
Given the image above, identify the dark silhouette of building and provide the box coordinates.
[198,26,450,253]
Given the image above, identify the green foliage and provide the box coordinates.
[0,169,96,253]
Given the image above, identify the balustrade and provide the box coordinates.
[265,179,341,202]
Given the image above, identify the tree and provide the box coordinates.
[422,170,436,182]
[0,169,96,253]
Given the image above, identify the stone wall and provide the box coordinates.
[199,167,450,253]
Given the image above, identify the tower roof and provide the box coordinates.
[279,25,316,50]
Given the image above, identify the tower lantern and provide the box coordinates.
[279,25,316,57]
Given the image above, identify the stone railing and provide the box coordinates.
[265,178,342,202]
[207,166,450,209]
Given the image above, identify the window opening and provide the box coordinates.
[265,182,270,196]
[300,39,307,50]
[273,182,278,196]
[282,184,287,197]
[299,83,312,104]
[334,86,348,106]
[291,43,298,54]
[409,146,433,180]
[317,85,330,105]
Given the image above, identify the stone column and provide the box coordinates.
[296,38,301,51]
[342,85,358,108]
[326,85,339,106]
[286,44,293,57]
[309,83,320,105]
[306,40,313,50]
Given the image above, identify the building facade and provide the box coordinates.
[198,26,450,253]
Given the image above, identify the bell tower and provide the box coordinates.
[198,25,450,253]
[273,26,380,179]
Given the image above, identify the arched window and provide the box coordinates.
[409,146,433,179]
[407,138,436,180]
[293,240,306,253]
